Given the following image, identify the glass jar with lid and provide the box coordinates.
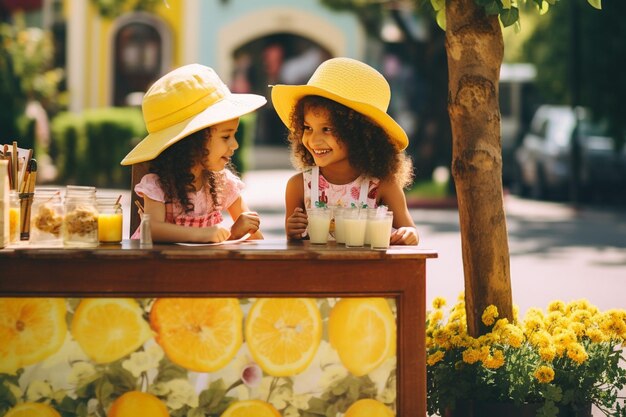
[97,195,123,244]
[63,185,99,247]
[29,188,64,247]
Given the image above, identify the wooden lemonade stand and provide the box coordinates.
[0,239,435,416]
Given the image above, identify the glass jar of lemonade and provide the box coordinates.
[97,196,123,244]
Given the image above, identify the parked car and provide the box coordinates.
[514,105,625,201]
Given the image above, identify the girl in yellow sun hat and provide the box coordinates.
[120,64,266,243]
[271,57,419,245]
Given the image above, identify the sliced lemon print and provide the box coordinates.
[344,399,395,417]
[245,298,322,377]
[220,400,281,417]
[108,391,169,417]
[0,298,67,374]
[71,298,152,364]
[4,402,62,417]
[150,298,243,372]
[328,298,396,376]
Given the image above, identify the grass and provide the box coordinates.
[405,180,452,200]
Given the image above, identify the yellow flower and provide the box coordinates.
[548,300,566,313]
[482,305,499,326]
[534,365,555,383]
[462,348,481,364]
[529,330,552,348]
[586,328,606,343]
[427,350,445,366]
[566,343,588,365]
[539,346,557,362]
[432,297,447,309]
[482,349,505,369]
[502,324,524,348]
[428,309,444,324]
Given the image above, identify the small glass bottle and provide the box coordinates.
[139,213,153,248]
[8,190,20,245]
[30,188,64,247]
[97,196,123,244]
[63,185,99,248]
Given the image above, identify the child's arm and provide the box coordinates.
[285,173,308,241]
[226,196,263,240]
[143,196,230,243]
[377,180,420,246]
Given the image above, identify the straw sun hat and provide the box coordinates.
[271,57,408,150]
[120,63,266,165]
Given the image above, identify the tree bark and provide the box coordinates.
[445,0,512,336]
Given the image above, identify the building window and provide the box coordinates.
[113,21,161,106]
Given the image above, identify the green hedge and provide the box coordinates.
[51,107,257,188]
[51,107,146,188]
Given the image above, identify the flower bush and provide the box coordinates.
[426,295,626,417]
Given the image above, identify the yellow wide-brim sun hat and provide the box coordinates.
[271,57,408,151]
[120,63,267,165]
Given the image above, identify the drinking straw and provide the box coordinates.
[12,141,18,190]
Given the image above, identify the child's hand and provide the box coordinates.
[390,227,419,246]
[286,207,308,240]
[230,211,260,239]
[205,226,230,243]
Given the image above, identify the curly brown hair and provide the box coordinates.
[287,96,414,188]
[148,128,225,213]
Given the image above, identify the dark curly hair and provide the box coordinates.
[287,96,413,188]
[148,128,225,213]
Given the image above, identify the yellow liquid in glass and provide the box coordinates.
[98,213,123,243]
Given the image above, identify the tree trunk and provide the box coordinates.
[445,0,512,336]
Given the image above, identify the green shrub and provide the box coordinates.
[50,107,146,188]
[231,112,256,175]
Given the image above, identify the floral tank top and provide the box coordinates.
[303,166,380,209]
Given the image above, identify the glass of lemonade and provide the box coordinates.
[307,207,331,244]
[343,207,367,248]
[333,207,346,244]
[368,210,394,250]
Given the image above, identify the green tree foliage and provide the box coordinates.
[0,14,63,144]
[89,0,163,19]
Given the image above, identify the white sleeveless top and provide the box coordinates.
[302,166,380,209]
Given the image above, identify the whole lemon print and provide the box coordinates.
[220,400,281,417]
[344,399,394,417]
[328,298,396,376]
[108,391,169,417]
[71,298,152,364]
[245,298,322,377]
[150,298,243,372]
[4,402,62,417]
[0,298,67,374]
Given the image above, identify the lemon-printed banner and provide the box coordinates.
[245,298,322,377]
[0,296,398,417]
[71,298,152,363]
[0,298,67,374]
[150,298,243,372]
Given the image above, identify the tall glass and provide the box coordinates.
[307,207,331,244]
[368,210,394,250]
[333,207,346,244]
[343,207,367,248]
[97,196,123,244]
